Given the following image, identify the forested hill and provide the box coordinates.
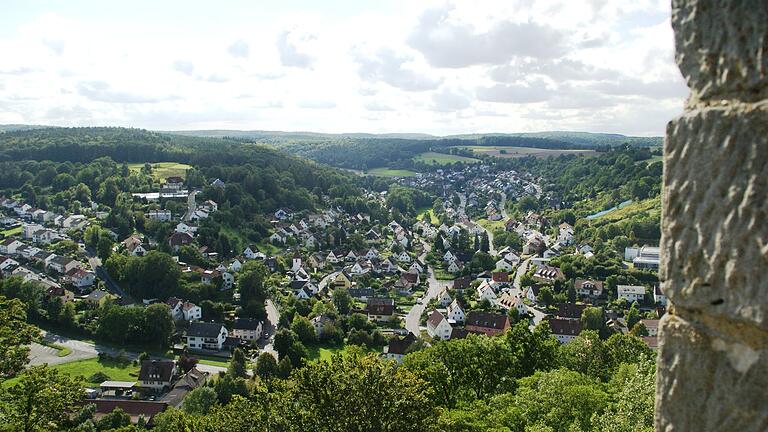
[0,127,364,217]
[163,129,661,170]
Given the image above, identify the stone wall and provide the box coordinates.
[656,1,767,430]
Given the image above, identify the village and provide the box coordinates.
[0,163,664,424]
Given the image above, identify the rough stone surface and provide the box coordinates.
[656,315,768,432]
[663,103,768,329]
[672,0,768,104]
[658,1,768,430]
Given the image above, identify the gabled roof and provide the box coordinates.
[465,311,509,330]
[232,318,262,331]
[548,318,583,336]
[556,303,587,319]
[139,359,175,382]
[386,333,416,355]
[426,310,447,329]
[187,322,225,338]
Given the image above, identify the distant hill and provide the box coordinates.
[165,129,662,148]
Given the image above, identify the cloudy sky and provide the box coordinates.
[0,0,686,136]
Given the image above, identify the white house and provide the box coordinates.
[446,299,465,323]
[548,319,583,344]
[476,281,497,302]
[243,245,264,260]
[0,238,23,255]
[230,318,263,342]
[653,285,667,306]
[437,288,453,307]
[618,285,646,303]
[447,260,463,274]
[397,251,411,263]
[495,258,515,272]
[68,269,96,288]
[426,310,453,341]
[138,359,177,392]
[186,322,228,351]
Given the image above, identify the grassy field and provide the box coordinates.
[636,155,663,165]
[413,152,480,165]
[590,197,661,223]
[127,162,192,181]
[307,344,378,362]
[417,208,439,225]
[455,146,597,159]
[476,218,506,233]
[51,358,140,388]
[1,226,22,237]
[366,168,419,177]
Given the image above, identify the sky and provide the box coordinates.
[0,0,687,136]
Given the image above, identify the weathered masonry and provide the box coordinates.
[656,1,767,430]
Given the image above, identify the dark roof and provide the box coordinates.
[387,333,416,355]
[233,318,262,331]
[89,400,168,425]
[290,280,309,290]
[426,310,447,328]
[548,318,583,336]
[168,232,194,246]
[492,272,509,282]
[453,276,471,289]
[465,311,509,330]
[451,327,470,339]
[366,298,395,316]
[139,359,175,382]
[402,272,419,283]
[348,288,374,298]
[556,303,587,320]
[161,368,208,408]
[187,322,225,338]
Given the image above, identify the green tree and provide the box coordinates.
[96,407,131,430]
[254,352,278,383]
[0,365,84,432]
[581,306,604,332]
[332,288,352,315]
[227,348,248,379]
[0,296,39,378]
[182,387,218,415]
[291,315,317,345]
[627,301,641,329]
[538,286,554,307]
[558,330,609,380]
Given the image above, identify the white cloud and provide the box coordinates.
[277,30,314,68]
[0,2,684,135]
[227,39,250,58]
[353,47,441,91]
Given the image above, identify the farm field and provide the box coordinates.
[413,152,480,165]
[127,162,192,181]
[455,146,598,158]
[365,168,418,177]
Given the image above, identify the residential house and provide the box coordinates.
[311,315,334,337]
[168,232,194,251]
[122,236,147,256]
[139,360,177,392]
[446,299,465,323]
[641,319,660,337]
[533,265,565,284]
[396,251,411,263]
[476,281,497,303]
[333,271,353,289]
[498,292,528,316]
[84,289,115,307]
[382,333,416,363]
[618,285,646,303]
[200,269,220,285]
[366,298,395,323]
[62,214,87,230]
[453,276,471,292]
[186,322,228,351]
[243,245,264,260]
[49,255,80,274]
[495,258,516,272]
[437,288,452,307]
[67,268,96,288]
[465,311,511,336]
[46,286,75,303]
[491,271,510,286]
[525,285,541,303]
[426,310,453,341]
[147,209,172,221]
[230,318,263,342]
[548,318,583,343]
[575,279,604,298]
[555,303,587,320]
[653,285,667,306]
[0,238,23,255]
[447,260,463,274]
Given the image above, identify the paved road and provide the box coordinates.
[404,242,448,335]
[513,257,531,290]
[500,192,509,220]
[259,299,281,359]
[86,248,134,303]
[28,331,228,374]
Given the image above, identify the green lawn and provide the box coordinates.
[590,197,661,223]
[366,167,419,177]
[476,218,506,233]
[417,208,439,224]
[1,226,22,237]
[127,162,192,182]
[413,152,480,165]
[53,358,139,388]
[307,344,378,362]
